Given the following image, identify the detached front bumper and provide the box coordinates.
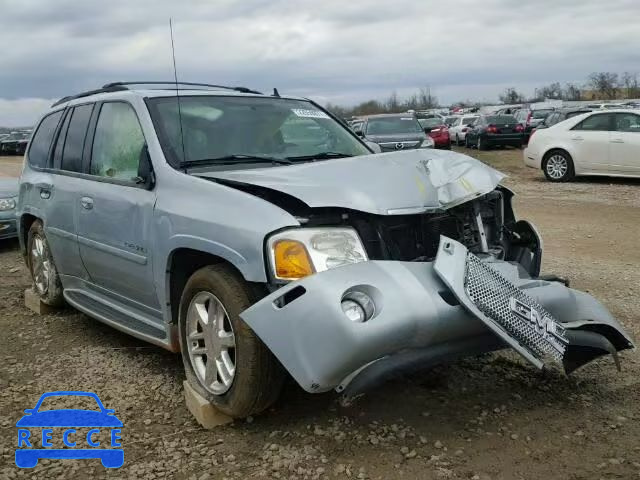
[241,237,634,395]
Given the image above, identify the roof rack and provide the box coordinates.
[102,81,262,95]
[51,81,262,108]
[51,85,128,107]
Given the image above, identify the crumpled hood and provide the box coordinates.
[0,178,18,198]
[197,149,506,215]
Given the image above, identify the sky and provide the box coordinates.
[0,0,638,126]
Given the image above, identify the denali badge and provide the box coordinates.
[509,297,567,345]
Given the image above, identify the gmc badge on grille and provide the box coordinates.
[509,297,568,347]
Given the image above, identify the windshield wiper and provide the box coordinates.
[181,155,293,169]
[285,152,353,162]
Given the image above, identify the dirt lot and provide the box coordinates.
[1,149,639,480]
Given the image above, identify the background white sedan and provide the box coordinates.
[524,109,640,181]
[448,115,479,146]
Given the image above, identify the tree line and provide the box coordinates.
[325,71,639,118]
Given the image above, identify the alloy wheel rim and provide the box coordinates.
[31,235,51,295]
[186,291,236,395]
[546,155,568,179]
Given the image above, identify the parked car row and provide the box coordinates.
[0,131,31,155]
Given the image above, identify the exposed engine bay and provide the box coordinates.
[215,180,542,277]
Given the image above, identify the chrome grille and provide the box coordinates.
[464,253,567,363]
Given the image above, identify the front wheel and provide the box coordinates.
[178,264,285,418]
[543,150,575,182]
[27,220,64,306]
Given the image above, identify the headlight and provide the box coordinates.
[0,197,16,211]
[420,137,435,148]
[267,227,368,281]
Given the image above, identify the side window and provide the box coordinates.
[61,104,94,172]
[27,110,64,168]
[573,114,612,131]
[90,103,145,181]
[615,113,640,133]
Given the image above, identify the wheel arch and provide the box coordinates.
[164,246,266,329]
[19,213,40,257]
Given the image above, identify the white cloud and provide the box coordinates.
[0,0,638,124]
[0,98,56,127]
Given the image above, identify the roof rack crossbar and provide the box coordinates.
[102,81,262,95]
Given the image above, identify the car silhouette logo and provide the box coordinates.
[15,391,124,468]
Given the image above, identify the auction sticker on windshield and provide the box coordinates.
[15,391,124,468]
[291,109,330,119]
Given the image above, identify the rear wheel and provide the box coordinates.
[455,134,461,146]
[543,150,575,182]
[27,220,64,306]
[477,136,488,151]
[178,264,285,418]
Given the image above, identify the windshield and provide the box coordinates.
[444,116,458,126]
[146,96,370,167]
[418,118,444,129]
[532,109,553,119]
[366,116,422,135]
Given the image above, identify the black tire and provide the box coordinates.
[27,220,64,307]
[178,264,285,418]
[542,149,575,182]
[477,136,488,151]
[464,136,470,148]
[455,134,461,146]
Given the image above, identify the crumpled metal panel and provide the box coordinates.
[198,149,505,215]
[464,252,568,364]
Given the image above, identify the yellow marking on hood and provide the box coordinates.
[414,176,427,196]
[459,177,474,192]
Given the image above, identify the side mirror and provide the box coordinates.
[364,140,382,153]
[135,145,155,189]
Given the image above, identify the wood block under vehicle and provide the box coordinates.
[183,380,233,429]
[24,288,60,315]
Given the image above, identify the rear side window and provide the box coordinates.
[28,110,64,168]
[61,104,94,172]
[573,114,613,131]
[614,113,640,133]
[90,102,145,181]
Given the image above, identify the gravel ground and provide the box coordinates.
[1,149,639,479]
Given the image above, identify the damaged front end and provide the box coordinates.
[220,152,634,400]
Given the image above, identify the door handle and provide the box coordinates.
[80,197,94,210]
[36,182,53,199]
[610,138,624,143]
[571,136,584,141]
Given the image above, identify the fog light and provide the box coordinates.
[340,291,375,323]
[341,299,365,323]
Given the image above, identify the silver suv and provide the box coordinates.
[18,82,633,418]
